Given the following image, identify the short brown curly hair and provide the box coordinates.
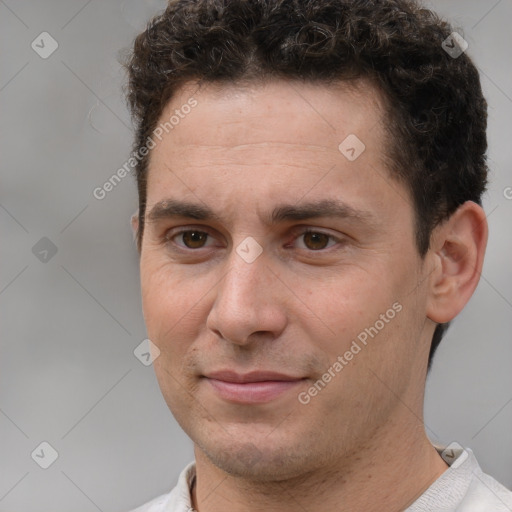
[123,0,488,370]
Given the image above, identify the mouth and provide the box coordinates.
[202,370,308,404]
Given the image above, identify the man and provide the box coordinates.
[124,0,512,510]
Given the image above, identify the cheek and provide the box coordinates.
[304,269,410,373]
[140,257,209,352]
[141,259,183,340]
[305,269,388,334]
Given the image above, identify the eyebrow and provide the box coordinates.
[146,198,378,228]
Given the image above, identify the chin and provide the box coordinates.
[195,432,318,482]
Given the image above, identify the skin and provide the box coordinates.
[133,78,488,512]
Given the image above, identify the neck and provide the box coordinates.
[191,411,448,512]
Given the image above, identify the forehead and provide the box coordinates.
[144,78,403,224]
[153,78,387,152]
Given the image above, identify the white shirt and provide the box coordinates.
[129,446,512,511]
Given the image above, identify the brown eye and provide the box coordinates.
[293,229,342,252]
[302,231,331,250]
[180,230,209,249]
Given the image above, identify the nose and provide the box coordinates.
[206,246,288,347]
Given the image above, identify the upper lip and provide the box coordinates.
[203,370,305,383]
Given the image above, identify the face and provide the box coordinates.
[139,79,434,480]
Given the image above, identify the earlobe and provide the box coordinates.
[426,201,488,324]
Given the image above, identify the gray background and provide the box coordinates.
[1,1,511,510]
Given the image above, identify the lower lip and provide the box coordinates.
[204,378,305,403]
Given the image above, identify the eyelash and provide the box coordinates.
[164,227,344,253]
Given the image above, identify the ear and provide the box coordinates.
[131,209,139,242]
[426,201,488,324]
